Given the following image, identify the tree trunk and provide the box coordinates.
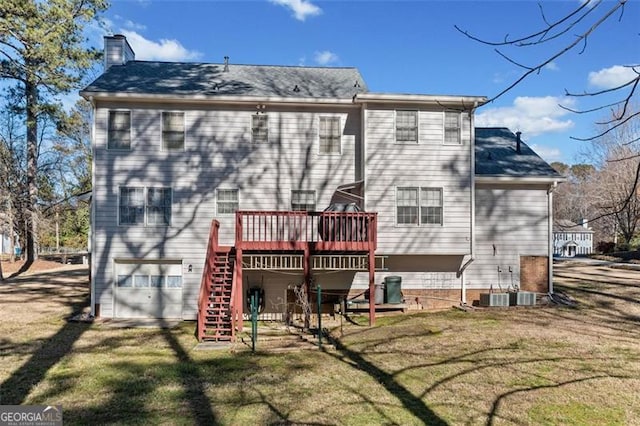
[25,79,38,264]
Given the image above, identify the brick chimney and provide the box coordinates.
[104,34,135,70]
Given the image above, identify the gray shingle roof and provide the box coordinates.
[82,61,368,99]
[475,128,562,178]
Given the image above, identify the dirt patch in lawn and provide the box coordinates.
[1,258,67,277]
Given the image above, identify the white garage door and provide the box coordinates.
[114,260,183,319]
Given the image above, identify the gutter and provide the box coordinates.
[353,92,488,107]
[475,175,566,185]
[79,91,358,107]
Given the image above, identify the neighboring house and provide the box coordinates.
[553,219,594,257]
[0,213,13,256]
[81,35,562,340]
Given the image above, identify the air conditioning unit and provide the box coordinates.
[509,291,536,306]
[479,293,510,307]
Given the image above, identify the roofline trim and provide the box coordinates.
[354,93,488,107]
[475,176,565,184]
[80,91,359,106]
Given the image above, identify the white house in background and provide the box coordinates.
[0,213,13,255]
[80,35,562,341]
[553,219,594,257]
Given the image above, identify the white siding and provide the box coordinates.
[92,101,361,318]
[466,184,550,290]
[364,107,472,254]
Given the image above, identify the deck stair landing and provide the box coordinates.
[201,248,235,342]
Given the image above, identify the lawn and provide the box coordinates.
[1,262,639,425]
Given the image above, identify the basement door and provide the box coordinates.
[114,260,183,318]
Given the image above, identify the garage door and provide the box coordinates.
[114,260,183,319]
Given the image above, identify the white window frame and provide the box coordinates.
[216,188,239,215]
[118,187,145,225]
[291,190,316,212]
[107,110,131,150]
[161,111,185,151]
[396,186,444,226]
[251,114,269,143]
[318,116,342,155]
[146,187,173,226]
[420,187,443,225]
[396,187,419,225]
[395,110,418,143]
[444,111,462,145]
[114,260,183,290]
[118,186,172,226]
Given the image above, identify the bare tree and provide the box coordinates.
[456,0,637,140]
[457,0,639,239]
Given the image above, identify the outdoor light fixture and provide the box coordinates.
[188,264,193,272]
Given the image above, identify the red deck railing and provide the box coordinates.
[197,220,220,341]
[235,210,377,252]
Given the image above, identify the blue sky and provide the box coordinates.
[82,0,638,165]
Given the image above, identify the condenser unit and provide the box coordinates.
[479,293,510,307]
[509,291,536,306]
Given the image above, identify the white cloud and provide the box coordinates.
[314,50,338,66]
[530,144,563,162]
[269,0,322,21]
[120,30,202,62]
[123,20,146,31]
[588,65,638,89]
[544,61,559,71]
[476,96,576,137]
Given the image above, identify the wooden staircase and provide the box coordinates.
[198,220,238,342]
[200,248,235,341]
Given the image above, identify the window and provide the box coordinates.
[119,187,171,226]
[146,188,172,225]
[444,111,461,144]
[397,187,443,225]
[108,111,131,149]
[119,187,145,225]
[252,114,268,143]
[115,261,183,289]
[291,190,316,211]
[217,189,239,215]
[162,112,185,150]
[319,116,341,154]
[396,188,419,224]
[396,110,418,143]
[420,188,443,225]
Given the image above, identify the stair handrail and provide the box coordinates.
[197,219,220,342]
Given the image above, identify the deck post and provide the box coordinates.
[368,214,377,327]
[303,243,311,329]
[236,212,244,332]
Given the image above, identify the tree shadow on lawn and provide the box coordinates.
[0,293,91,405]
[55,328,225,425]
[328,336,448,425]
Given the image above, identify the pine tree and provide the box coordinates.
[0,0,108,264]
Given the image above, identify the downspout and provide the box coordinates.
[89,96,97,317]
[459,102,479,305]
[548,181,558,294]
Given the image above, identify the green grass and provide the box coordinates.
[1,265,640,425]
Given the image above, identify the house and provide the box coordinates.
[80,35,562,341]
[553,219,594,257]
[0,213,13,256]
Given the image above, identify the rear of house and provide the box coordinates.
[81,35,562,337]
